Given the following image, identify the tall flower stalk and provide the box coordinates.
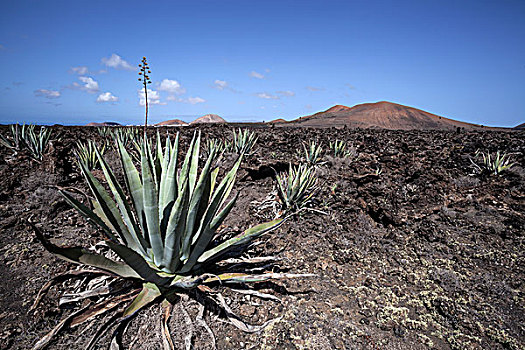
[138,57,152,135]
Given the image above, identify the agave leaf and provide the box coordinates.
[178,132,196,192]
[95,147,146,254]
[122,282,162,318]
[76,157,135,247]
[162,181,189,271]
[187,131,201,197]
[198,218,284,264]
[159,134,178,234]
[33,224,140,279]
[141,138,162,266]
[117,139,146,237]
[180,145,216,261]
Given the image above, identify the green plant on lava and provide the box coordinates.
[276,163,319,214]
[470,150,515,176]
[231,128,258,155]
[76,140,106,170]
[33,132,309,348]
[302,140,324,167]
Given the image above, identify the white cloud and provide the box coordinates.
[97,92,118,103]
[256,92,279,99]
[277,90,295,97]
[73,76,99,93]
[188,96,205,104]
[250,71,264,79]
[101,54,135,70]
[70,66,89,75]
[138,89,165,106]
[157,79,186,95]
[34,89,60,99]
[306,86,324,92]
[213,80,228,90]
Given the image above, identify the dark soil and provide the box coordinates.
[0,125,524,349]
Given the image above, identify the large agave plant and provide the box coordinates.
[34,132,307,348]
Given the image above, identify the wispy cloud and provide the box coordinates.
[306,86,324,92]
[345,83,356,90]
[188,96,205,104]
[167,96,206,104]
[72,76,99,93]
[157,79,186,95]
[97,92,118,103]
[277,90,295,97]
[256,92,279,99]
[250,71,264,79]
[138,89,165,106]
[69,66,89,75]
[102,54,135,71]
[34,89,61,99]
[0,44,6,51]
[212,79,240,93]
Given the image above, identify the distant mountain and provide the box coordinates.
[287,101,495,130]
[268,118,287,123]
[514,122,525,130]
[86,121,122,127]
[190,114,226,124]
[155,119,188,126]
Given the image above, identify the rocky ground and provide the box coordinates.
[0,125,523,349]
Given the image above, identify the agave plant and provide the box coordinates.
[0,123,52,160]
[329,139,356,159]
[24,125,52,161]
[302,140,324,167]
[231,128,257,155]
[76,140,106,170]
[0,123,24,151]
[35,132,306,347]
[276,163,318,214]
[471,150,515,175]
[110,127,140,148]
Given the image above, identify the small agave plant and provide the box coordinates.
[35,132,305,347]
[276,163,318,214]
[302,140,324,167]
[471,150,515,176]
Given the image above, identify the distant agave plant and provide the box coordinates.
[302,140,324,167]
[231,128,257,155]
[471,150,515,175]
[34,132,308,347]
[276,163,318,214]
[76,140,106,170]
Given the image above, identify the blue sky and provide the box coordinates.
[0,0,524,127]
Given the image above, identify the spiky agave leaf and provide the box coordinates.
[232,128,257,155]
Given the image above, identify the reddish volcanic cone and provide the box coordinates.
[290,101,493,130]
